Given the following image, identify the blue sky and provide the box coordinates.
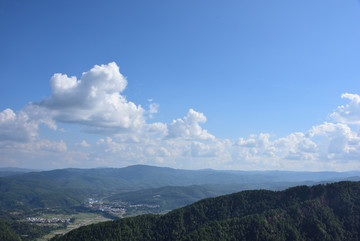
[0,0,360,171]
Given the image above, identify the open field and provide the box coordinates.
[36,212,111,241]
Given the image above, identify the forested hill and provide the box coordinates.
[2,164,358,212]
[52,181,360,241]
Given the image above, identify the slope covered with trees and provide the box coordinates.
[52,181,360,241]
[0,222,21,241]
[1,165,359,212]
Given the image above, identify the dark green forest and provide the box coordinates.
[52,181,360,241]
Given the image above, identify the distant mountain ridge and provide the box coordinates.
[0,167,41,177]
[4,164,360,185]
[1,164,359,212]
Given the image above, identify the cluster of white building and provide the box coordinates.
[87,198,101,205]
[99,206,126,215]
[26,217,70,223]
[129,204,160,208]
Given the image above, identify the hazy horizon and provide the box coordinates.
[3,164,360,173]
[1,0,360,171]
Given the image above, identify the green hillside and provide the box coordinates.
[52,181,360,241]
[1,165,359,240]
[0,222,21,241]
[106,184,239,213]
[2,165,359,212]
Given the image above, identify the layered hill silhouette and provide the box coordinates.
[1,165,359,211]
[52,181,360,241]
[1,165,360,240]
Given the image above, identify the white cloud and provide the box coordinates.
[0,63,210,144]
[331,93,360,125]
[308,122,360,160]
[0,139,67,153]
[37,62,145,134]
[232,136,278,164]
[1,62,360,171]
[76,140,90,147]
[0,139,73,169]
[0,108,39,142]
[148,103,159,118]
[190,139,232,158]
[167,109,215,140]
[191,141,213,157]
[97,137,126,153]
[232,120,360,170]
[274,132,317,161]
[237,135,257,147]
[93,136,232,169]
[35,139,67,152]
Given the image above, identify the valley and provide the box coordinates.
[1,165,360,240]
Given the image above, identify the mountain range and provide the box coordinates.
[1,165,360,240]
[1,165,360,211]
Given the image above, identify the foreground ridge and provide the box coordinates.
[52,181,360,241]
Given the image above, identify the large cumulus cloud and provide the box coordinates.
[0,105,55,142]
[331,93,360,125]
[167,109,214,140]
[1,61,360,171]
[37,62,145,133]
[0,109,38,142]
[233,120,360,170]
